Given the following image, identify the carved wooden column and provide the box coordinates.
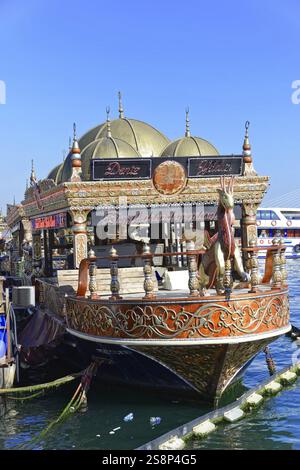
[32,231,42,276]
[143,243,155,299]
[241,202,259,270]
[39,280,46,310]
[88,249,98,299]
[223,259,232,295]
[248,238,259,293]
[279,239,288,287]
[186,240,199,297]
[22,218,33,245]
[272,238,282,289]
[70,210,89,269]
[110,246,121,300]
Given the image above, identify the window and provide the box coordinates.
[257,210,280,220]
[282,211,300,221]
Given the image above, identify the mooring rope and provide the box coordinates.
[6,391,45,401]
[14,360,100,449]
[0,370,83,397]
[263,346,276,376]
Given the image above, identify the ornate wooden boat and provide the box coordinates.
[33,240,290,402]
[4,104,291,400]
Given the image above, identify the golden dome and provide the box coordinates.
[160,108,219,157]
[160,136,219,157]
[58,154,72,184]
[47,163,63,183]
[93,118,169,157]
[79,94,169,158]
[78,118,169,159]
[81,136,140,180]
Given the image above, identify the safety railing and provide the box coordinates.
[242,240,287,292]
[77,241,205,299]
[75,240,287,301]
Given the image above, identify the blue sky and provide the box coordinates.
[0,0,299,211]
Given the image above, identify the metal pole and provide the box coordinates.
[5,288,11,362]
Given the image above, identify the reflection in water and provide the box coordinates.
[0,260,299,450]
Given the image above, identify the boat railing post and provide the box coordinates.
[224,259,232,295]
[279,238,288,287]
[39,280,46,310]
[143,243,155,299]
[186,240,200,297]
[249,238,259,293]
[271,238,282,290]
[109,246,122,300]
[88,249,98,299]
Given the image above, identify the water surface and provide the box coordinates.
[0,260,299,450]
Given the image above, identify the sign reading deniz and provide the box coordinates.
[92,156,243,181]
[93,159,152,180]
[31,212,67,230]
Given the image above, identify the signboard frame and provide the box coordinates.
[31,212,67,231]
[92,158,152,181]
[187,156,243,178]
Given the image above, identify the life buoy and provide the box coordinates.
[293,244,300,254]
[271,221,276,226]
[287,220,292,227]
[260,239,264,244]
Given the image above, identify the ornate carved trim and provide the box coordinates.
[65,291,289,340]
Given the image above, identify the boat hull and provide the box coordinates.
[62,287,290,401]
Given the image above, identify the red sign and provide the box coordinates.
[31,213,67,230]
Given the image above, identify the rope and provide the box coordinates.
[14,361,100,449]
[0,371,83,396]
[6,391,45,401]
[264,346,276,376]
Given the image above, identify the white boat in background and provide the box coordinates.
[256,208,300,258]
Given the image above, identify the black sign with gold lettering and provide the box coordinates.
[92,159,152,180]
[92,156,243,181]
[188,156,243,178]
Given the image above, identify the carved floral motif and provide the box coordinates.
[66,292,289,340]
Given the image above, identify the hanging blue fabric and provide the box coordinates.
[0,314,7,358]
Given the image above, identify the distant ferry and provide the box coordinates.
[256,208,300,258]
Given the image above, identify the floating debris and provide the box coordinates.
[150,417,161,426]
[123,413,134,422]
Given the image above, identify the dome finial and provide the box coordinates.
[30,159,37,186]
[242,120,257,176]
[71,122,80,153]
[243,120,252,159]
[106,106,112,138]
[70,123,82,182]
[118,91,124,119]
[185,106,190,138]
[73,122,77,141]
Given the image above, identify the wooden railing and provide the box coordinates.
[242,241,287,291]
[76,242,206,299]
[74,241,288,300]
